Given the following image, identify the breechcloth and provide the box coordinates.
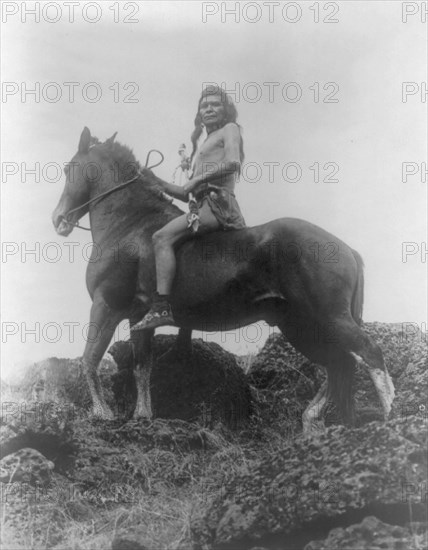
[192,185,246,231]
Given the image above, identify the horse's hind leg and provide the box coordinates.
[300,358,356,433]
[83,295,124,419]
[278,316,393,429]
[325,354,356,427]
[278,319,356,430]
[332,319,395,419]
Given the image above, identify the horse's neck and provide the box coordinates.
[88,173,180,239]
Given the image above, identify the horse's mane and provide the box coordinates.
[90,136,182,215]
[91,135,142,179]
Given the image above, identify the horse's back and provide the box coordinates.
[172,217,360,326]
[180,217,354,249]
[176,216,357,275]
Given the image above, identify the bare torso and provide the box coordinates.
[192,123,239,192]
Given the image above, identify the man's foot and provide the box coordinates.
[131,299,175,332]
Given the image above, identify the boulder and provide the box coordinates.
[0,447,54,485]
[0,399,77,474]
[109,336,252,428]
[390,357,427,421]
[97,417,227,452]
[191,416,427,549]
[2,335,252,431]
[247,333,325,434]
[4,356,115,411]
[247,334,321,397]
[304,516,427,550]
[111,538,148,550]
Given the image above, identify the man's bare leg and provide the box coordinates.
[131,203,220,331]
[153,214,190,295]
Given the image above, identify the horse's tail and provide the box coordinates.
[351,249,364,326]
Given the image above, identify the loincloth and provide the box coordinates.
[194,185,246,230]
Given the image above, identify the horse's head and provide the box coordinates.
[53,127,177,236]
[52,126,115,236]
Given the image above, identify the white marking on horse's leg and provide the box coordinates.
[368,368,395,418]
[133,364,153,419]
[83,358,114,420]
[350,352,395,418]
[83,298,122,420]
[302,381,328,433]
[132,330,154,420]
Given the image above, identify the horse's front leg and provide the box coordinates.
[130,328,155,419]
[83,294,124,419]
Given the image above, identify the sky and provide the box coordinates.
[1,1,427,379]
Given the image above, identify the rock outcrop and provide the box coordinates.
[191,416,427,549]
[192,322,428,549]
[4,356,115,410]
[304,515,427,550]
[1,323,426,550]
[247,322,427,426]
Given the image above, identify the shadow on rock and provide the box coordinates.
[109,336,252,428]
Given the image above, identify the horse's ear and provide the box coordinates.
[78,127,91,153]
[105,131,118,147]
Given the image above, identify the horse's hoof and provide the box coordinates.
[132,410,152,421]
[91,407,115,420]
[302,420,326,435]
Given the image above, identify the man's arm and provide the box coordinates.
[156,179,188,201]
[184,123,241,194]
[139,168,188,202]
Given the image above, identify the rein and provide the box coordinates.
[63,149,164,231]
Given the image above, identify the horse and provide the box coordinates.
[52,127,395,431]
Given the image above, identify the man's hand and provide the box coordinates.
[180,158,191,171]
[183,182,193,194]
[139,167,155,181]
[183,179,199,194]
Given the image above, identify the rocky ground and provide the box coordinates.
[0,322,426,549]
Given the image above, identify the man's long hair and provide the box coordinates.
[190,86,244,165]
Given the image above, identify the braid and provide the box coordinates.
[190,116,204,164]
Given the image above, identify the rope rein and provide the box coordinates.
[63,149,164,231]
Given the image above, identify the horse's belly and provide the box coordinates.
[172,296,271,330]
[171,261,285,329]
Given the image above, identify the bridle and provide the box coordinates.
[62,149,164,231]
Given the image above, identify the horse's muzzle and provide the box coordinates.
[53,214,74,236]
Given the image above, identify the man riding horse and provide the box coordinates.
[52,89,395,426]
[131,86,246,331]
